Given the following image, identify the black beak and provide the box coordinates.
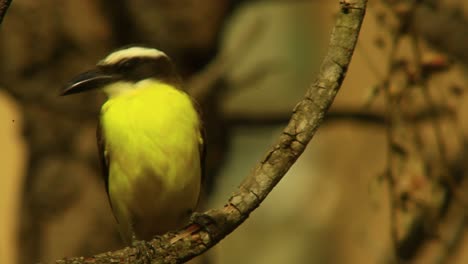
[61,68,118,96]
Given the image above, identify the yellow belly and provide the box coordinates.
[100,80,202,242]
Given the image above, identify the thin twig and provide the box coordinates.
[382,30,403,263]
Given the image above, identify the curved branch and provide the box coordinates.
[0,0,12,24]
[52,1,368,263]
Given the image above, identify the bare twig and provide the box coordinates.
[226,108,387,127]
[0,0,12,24]
[382,29,402,263]
[49,1,368,263]
[225,104,454,127]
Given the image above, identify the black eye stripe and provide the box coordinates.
[118,58,142,70]
[118,56,167,68]
[99,55,181,86]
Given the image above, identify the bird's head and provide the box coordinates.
[62,46,180,97]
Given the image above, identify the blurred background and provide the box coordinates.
[1,0,468,263]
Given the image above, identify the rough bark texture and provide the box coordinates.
[49,1,368,263]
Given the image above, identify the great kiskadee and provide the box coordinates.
[62,46,204,244]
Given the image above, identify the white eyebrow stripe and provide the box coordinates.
[99,47,167,65]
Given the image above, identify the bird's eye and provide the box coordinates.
[118,59,138,70]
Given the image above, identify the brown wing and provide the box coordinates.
[96,120,110,195]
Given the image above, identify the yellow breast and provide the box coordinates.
[100,80,202,241]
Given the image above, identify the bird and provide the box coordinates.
[62,46,204,244]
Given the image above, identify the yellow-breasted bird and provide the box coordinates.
[62,46,204,244]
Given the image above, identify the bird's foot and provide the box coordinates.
[190,212,216,230]
[170,212,217,244]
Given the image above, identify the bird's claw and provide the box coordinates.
[170,212,217,244]
[190,212,216,228]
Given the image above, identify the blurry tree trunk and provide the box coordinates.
[412,0,468,66]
